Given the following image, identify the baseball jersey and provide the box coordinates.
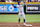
[17,5,24,13]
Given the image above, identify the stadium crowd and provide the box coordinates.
[0,0,40,2]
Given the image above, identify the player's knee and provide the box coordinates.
[23,16,25,19]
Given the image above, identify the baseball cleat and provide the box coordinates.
[24,23,30,26]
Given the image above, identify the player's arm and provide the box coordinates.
[12,4,17,8]
[24,1,26,6]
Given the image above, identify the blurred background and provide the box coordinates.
[0,0,40,2]
[0,0,40,23]
[0,0,40,14]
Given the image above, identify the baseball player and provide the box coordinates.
[17,2,27,26]
[13,2,32,26]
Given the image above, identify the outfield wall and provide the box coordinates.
[0,4,18,13]
[25,4,40,14]
[0,2,40,14]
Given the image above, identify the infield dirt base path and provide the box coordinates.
[0,23,40,27]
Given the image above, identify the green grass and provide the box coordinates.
[0,14,40,23]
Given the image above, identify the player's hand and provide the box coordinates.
[24,1,26,6]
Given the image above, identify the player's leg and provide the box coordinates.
[22,13,32,26]
[22,13,28,26]
[22,13,25,24]
[18,13,21,25]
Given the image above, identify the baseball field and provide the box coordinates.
[0,14,40,27]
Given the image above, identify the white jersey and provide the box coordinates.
[17,5,24,13]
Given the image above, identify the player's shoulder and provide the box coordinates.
[17,5,19,7]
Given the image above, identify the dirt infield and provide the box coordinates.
[0,23,40,27]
